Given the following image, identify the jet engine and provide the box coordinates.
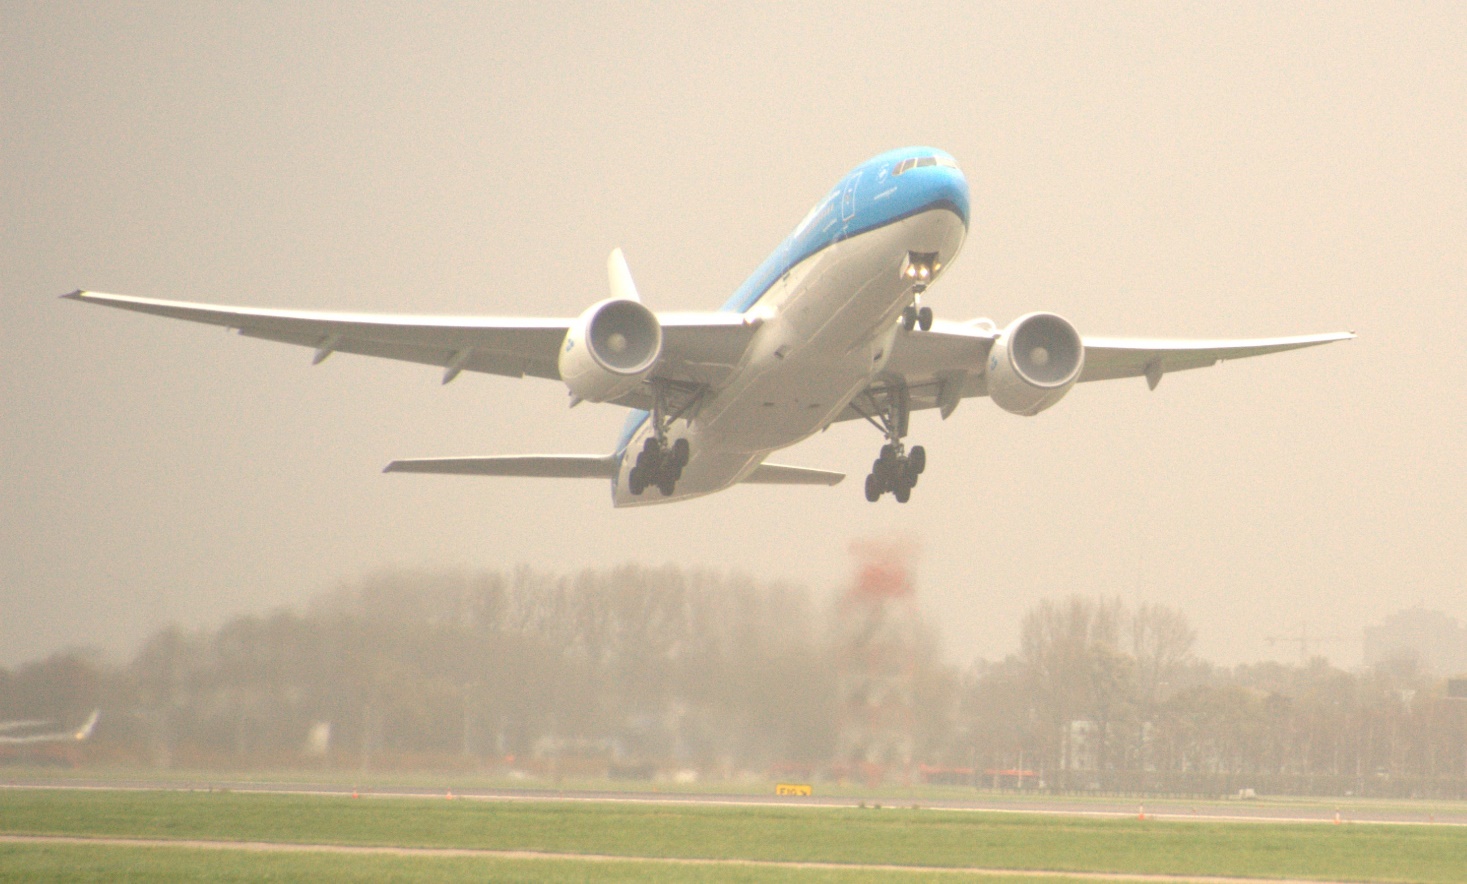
[558,298,663,403]
[987,312,1085,416]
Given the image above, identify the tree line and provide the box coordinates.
[3,567,1464,797]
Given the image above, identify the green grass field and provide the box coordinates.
[2,788,1463,882]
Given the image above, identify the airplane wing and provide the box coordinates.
[1078,332,1357,388]
[841,320,1353,422]
[384,455,844,486]
[61,291,755,400]
[385,455,620,478]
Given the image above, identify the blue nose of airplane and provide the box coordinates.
[864,147,971,230]
[926,166,970,230]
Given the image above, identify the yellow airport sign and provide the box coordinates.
[775,782,812,796]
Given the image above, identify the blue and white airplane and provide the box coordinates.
[66,147,1351,506]
[0,709,100,745]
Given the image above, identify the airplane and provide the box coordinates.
[65,147,1351,506]
[0,709,100,745]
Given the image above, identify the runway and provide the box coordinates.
[6,777,1466,827]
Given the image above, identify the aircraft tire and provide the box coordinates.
[909,445,926,474]
[864,473,882,502]
[918,306,933,331]
[893,481,911,503]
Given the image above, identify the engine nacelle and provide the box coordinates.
[987,312,1085,416]
[558,298,663,403]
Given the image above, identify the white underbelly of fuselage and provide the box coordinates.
[613,208,966,506]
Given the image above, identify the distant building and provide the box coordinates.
[1363,608,1467,675]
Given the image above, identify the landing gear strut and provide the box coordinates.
[628,381,696,497]
[900,251,937,332]
[852,383,927,504]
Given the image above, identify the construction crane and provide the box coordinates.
[1265,624,1350,665]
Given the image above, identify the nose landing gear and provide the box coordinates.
[900,252,938,332]
[901,303,934,332]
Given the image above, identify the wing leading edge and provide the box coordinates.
[61,290,755,395]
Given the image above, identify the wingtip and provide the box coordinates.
[60,289,86,300]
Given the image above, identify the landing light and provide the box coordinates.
[902,251,940,293]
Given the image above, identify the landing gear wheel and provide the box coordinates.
[901,305,918,331]
[917,306,933,331]
[630,433,693,497]
[908,445,926,475]
[864,473,882,502]
[893,480,912,503]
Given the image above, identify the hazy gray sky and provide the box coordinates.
[4,3,1463,669]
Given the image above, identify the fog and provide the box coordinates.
[7,565,1463,795]
[4,4,1464,672]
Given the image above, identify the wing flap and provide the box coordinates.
[741,463,845,485]
[383,455,619,478]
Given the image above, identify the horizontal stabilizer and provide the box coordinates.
[742,463,845,486]
[384,455,618,479]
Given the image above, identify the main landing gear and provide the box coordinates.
[628,381,697,497]
[865,442,925,503]
[629,436,689,497]
[851,381,927,504]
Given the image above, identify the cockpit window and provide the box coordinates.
[893,155,958,175]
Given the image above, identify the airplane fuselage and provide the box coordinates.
[612,148,969,506]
